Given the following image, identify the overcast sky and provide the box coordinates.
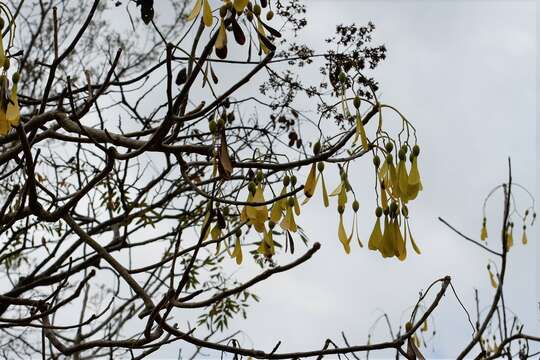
[122,1,537,358]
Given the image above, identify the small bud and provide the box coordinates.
[253,4,261,16]
[386,154,393,164]
[266,10,274,21]
[288,197,295,207]
[290,175,297,187]
[385,142,394,153]
[375,207,383,217]
[373,155,381,168]
[12,72,20,83]
[248,182,257,194]
[283,175,290,187]
[389,202,398,215]
[313,141,321,155]
[401,205,409,217]
[412,145,420,157]
[219,5,228,18]
[317,162,325,172]
[338,71,347,83]
[353,96,361,109]
[235,228,242,237]
[352,200,359,212]
[3,58,9,71]
[256,170,264,183]
[398,149,406,161]
[337,205,345,214]
[209,120,217,134]
[217,118,225,129]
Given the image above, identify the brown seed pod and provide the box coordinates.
[175,67,187,86]
[215,45,228,59]
[231,17,246,45]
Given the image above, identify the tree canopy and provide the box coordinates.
[0,1,536,359]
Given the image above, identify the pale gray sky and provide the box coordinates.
[147,1,537,359]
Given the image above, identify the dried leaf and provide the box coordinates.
[217,128,233,179]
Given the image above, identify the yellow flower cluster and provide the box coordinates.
[0,18,20,136]
[480,206,535,251]
[366,143,423,260]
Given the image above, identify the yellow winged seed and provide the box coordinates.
[338,214,351,254]
[280,205,297,232]
[264,228,274,247]
[257,229,275,257]
[232,236,243,264]
[488,269,497,288]
[381,217,394,258]
[354,115,369,150]
[368,218,383,251]
[201,210,212,241]
[242,190,254,221]
[0,34,4,69]
[378,161,388,180]
[330,181,342,197]
[210,223,222,240]
[293,194,301,216]
[270,202,283,223]
[407,221,421,255]
[408,156,421,185]
[388,162,399,197]
[187,0,203,21]
[380,182,388,209]
[257,20,270,54]
[246,184,268,233]
[338,185,348,208]
[397,159,409,199]
[303,163,317,198]
[480,223,488,241]
[321,175,330,207]
[406,157,422,200]
[270,186,287,223]
[354,217,363,247]
[506,230,513,249]
[202,0,213,27]
[394,220,406,261]
[0,108,8,135]
[215,20,227,49]
[6,89,20,127]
